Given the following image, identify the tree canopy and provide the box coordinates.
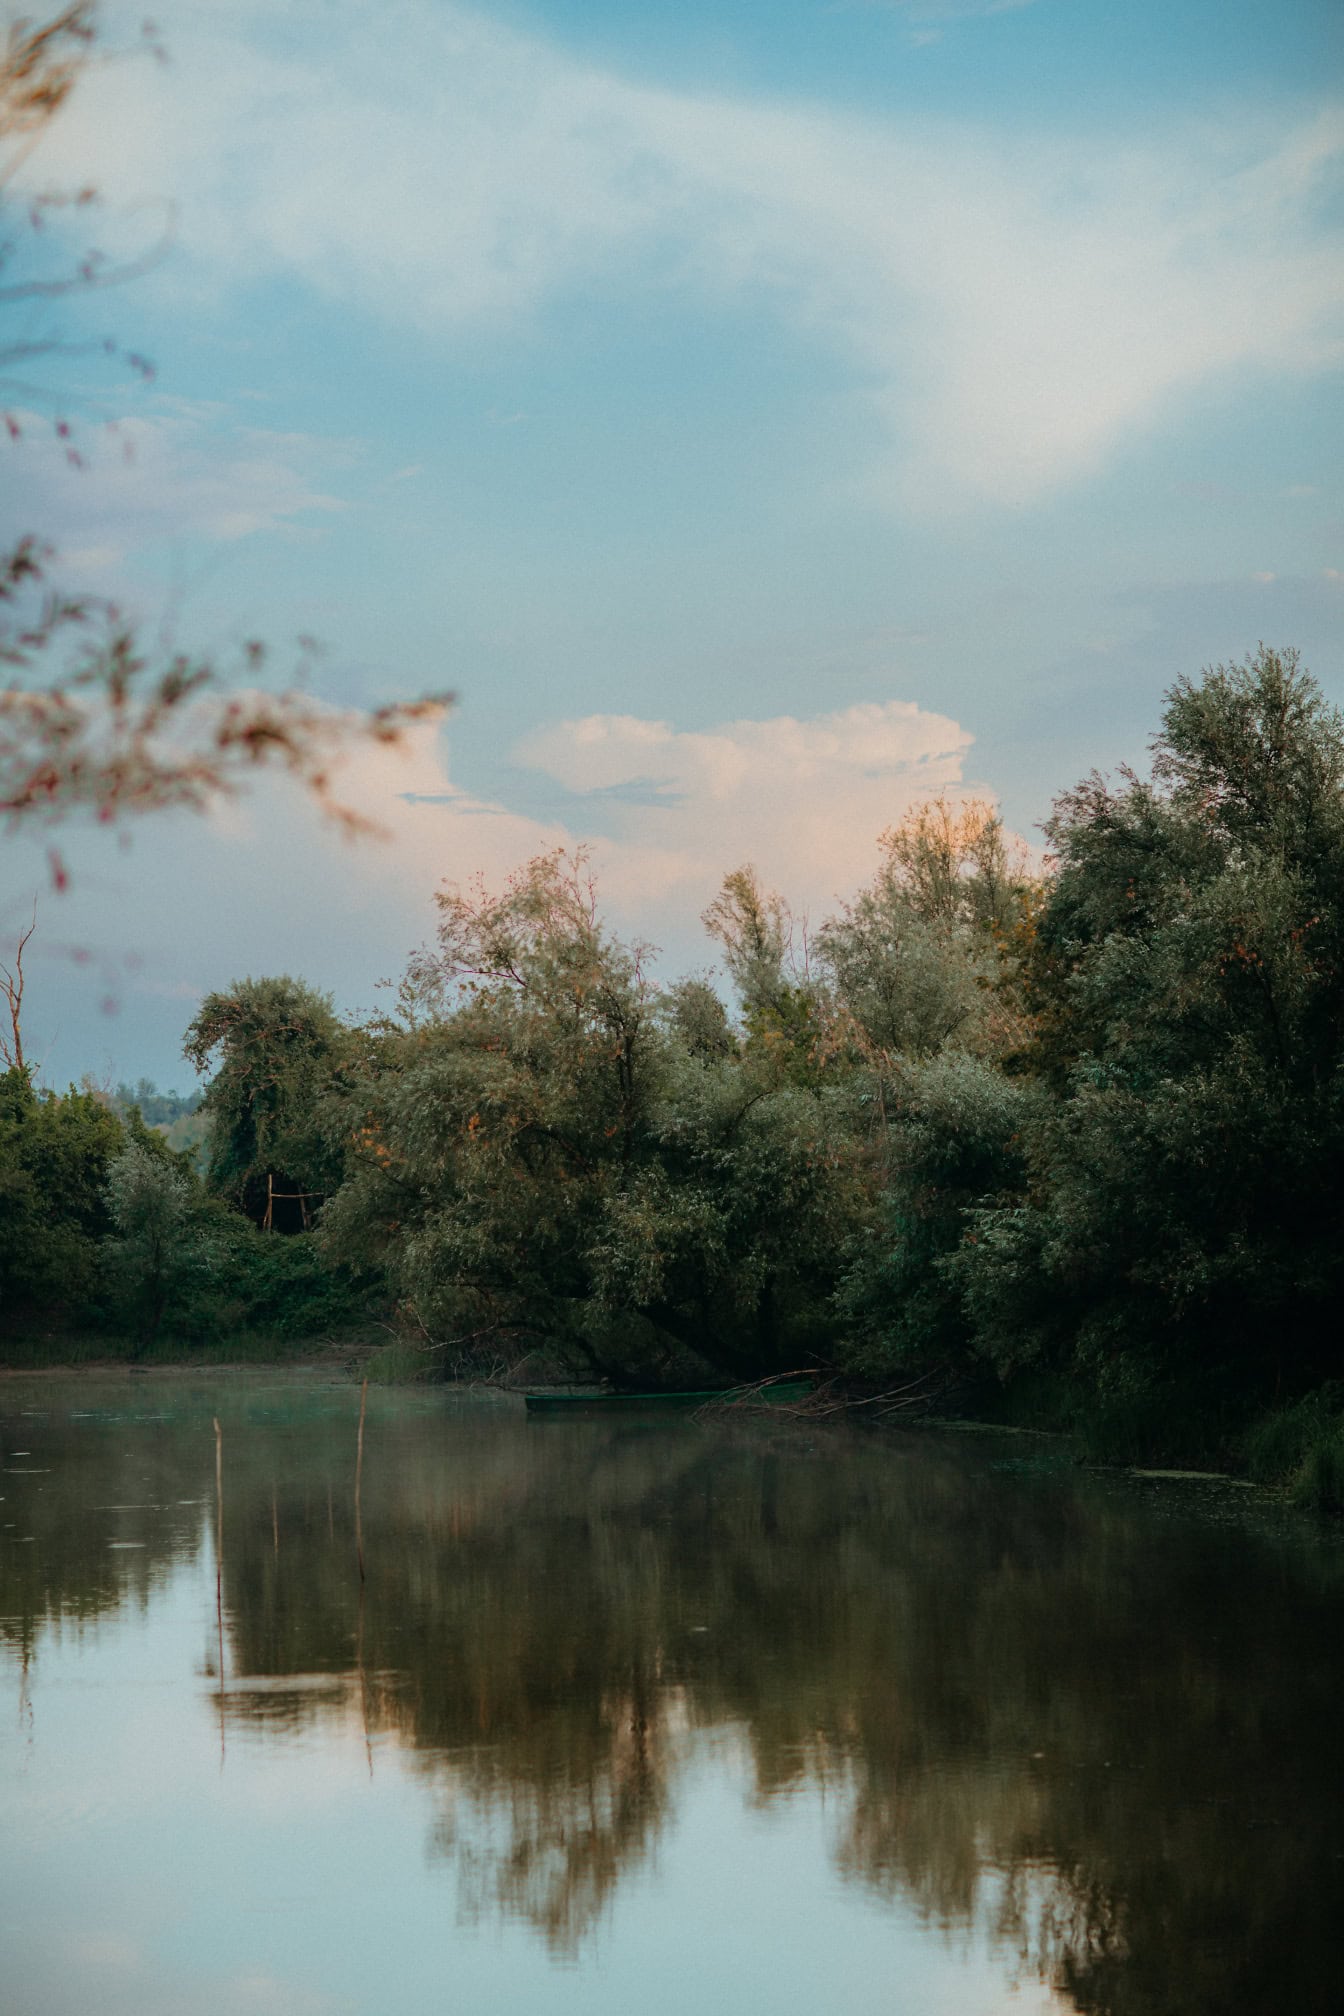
[5,647,1342,1496]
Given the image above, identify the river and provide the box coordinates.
[1,1372,1340,2015]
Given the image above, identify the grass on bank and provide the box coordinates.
[0,1326,386,1372]
[361,1337,440,1384]
[1244,1389,1344,1515]
[934,1363,1344,1513]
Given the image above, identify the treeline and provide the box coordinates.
[0,1074,371,1353]
[108,1079,202,1129]
[3,648,1342,1497]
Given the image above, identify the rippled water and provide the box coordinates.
[2,1373,1341,2015]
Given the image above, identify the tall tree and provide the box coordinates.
[816,797,1038,1378]
[320,852,858,1381]
[964,647,1344,1404]
[0,1062,123,1312]
[183,977,346,1226]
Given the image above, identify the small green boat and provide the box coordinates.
[522,1379,814,1415]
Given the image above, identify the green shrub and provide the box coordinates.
[1,1068,124,1318]
[362,1338,438,1384]
[1296,1422,1344,1516]
[210,1226,373,1340]
[1245,1389,1344,1513]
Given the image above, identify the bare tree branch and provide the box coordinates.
[0,895,35,1071]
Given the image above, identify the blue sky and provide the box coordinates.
[4,0,1342,1087]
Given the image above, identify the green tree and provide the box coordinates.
[835,1054,1034,1379]
[319,851,859,1382]
[813,798,1038,1381]
[320,851,672,1378]
[0,1063,123,1315]
[702,865,796,1023]
[962,647,1344,1415]
[702,864,828,1085]
[101,1136,201,1349]
[183,976,347,1225]
[817,796,1030,1066]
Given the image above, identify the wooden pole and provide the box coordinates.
[354,1378,368,1584]
[356,1573,374,1780]
[354,1379,371,1768]
[213,1416,226,1765]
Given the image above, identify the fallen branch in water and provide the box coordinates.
[695,1364,950,1423]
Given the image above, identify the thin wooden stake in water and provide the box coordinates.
[356,1574,374,1781]
[354,1378,368,1584]
[354,1379,372,1770]
[213,1416,226,1766]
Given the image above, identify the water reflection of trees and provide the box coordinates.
[0,1385,210,1658]
[4,1385,1342,2012]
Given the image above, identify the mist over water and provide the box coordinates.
[2,1375,1341,2015]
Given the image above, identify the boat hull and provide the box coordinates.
[522,1380,814,1415]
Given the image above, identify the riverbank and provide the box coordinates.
[5,1328,1340,1516]
[938,1364,1344,1516]
[0,1326,384,1376]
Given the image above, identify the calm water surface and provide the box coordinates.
[1,1373,1341,2016]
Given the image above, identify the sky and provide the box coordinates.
[4,0,1342,1089]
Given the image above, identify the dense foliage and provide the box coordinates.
[0,1065,371,1354]
[960,650,1344,1436]
[318,852,864,1383]
[0,1064,122,1309]
[183,976,349,1223]
[4,647,1342,1493]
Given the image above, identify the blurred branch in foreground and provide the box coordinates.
[1,10,453,883]
[1,536,452,886]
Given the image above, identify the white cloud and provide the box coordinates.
[515,699,975,914]
[189,691,977,966]
[19,693,982,1063]
[43,2,1344,508]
